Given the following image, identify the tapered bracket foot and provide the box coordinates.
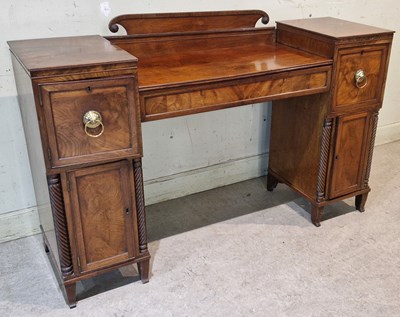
[138,259,150,284]
[65,283,76,309]
[267,173,278,192]
[311,205,323,227]
[355,193,369,213]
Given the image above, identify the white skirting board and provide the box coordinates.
[375,121,400,146]
[1,123,399,243]
[144,153,269,205]
[0,207,40,243]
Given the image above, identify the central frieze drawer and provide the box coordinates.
[40,77,141,168]
[141,66,331,121]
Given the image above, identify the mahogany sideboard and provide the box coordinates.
[8,10,393,307]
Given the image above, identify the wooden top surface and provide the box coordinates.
[8,35,137,75]
[277,17,394,39]
[137,42,331,89]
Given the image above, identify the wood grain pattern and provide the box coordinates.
[276,17,394,40]
[8,36,136,78]
[137,44,330,89]
[68,161,135,272]
[108,28,276,69]
[9,12,395,302]
[108,33,331,90]
[109,10,269,35]
[143,67,330,120]
[272,17,393,225]
[277,27,335,58]
[269,93,329,201]
[41,77,142,167]
[335,45,388,109]
[329,112,370,198]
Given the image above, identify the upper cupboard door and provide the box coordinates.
[40,77,142,168]
[334,45,389,111]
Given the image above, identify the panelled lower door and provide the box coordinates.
[329,112,370,198]
[68,161,136,273]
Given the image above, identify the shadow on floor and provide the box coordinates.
[76,264,140,301]
[146,176,358,241]
[76,176,358,301]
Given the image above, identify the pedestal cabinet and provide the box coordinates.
[268,18,393,226]
[8,12,394,308]
[8,36,150,308]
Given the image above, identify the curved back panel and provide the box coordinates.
[109,10,269,35]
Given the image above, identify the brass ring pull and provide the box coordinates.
[83,110,104,138]
[354,69,368,89]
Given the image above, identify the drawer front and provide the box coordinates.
[41,77,141,167]
[335,45,388,110]
[142,66,331,121]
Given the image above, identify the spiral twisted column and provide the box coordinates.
[364,112,379,187]
[47,174,73,278]
[133,158,148,253]
[316,118,333,202]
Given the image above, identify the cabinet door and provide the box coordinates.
[329,113,370,198]
[68,161,137,273]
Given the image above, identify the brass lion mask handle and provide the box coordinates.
[82,110,104,138]
[354,69,368,89]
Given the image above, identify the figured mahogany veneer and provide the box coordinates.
[8,35,136,77]
[108,10,270,34]
[270,17,393,226]
[329,112,370,198]
[142,66,330,120]
[335,45,389,109]
[9,35,149,309]
[108,17,332,121]
[40,77,141,167]
[9,10,394,307]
